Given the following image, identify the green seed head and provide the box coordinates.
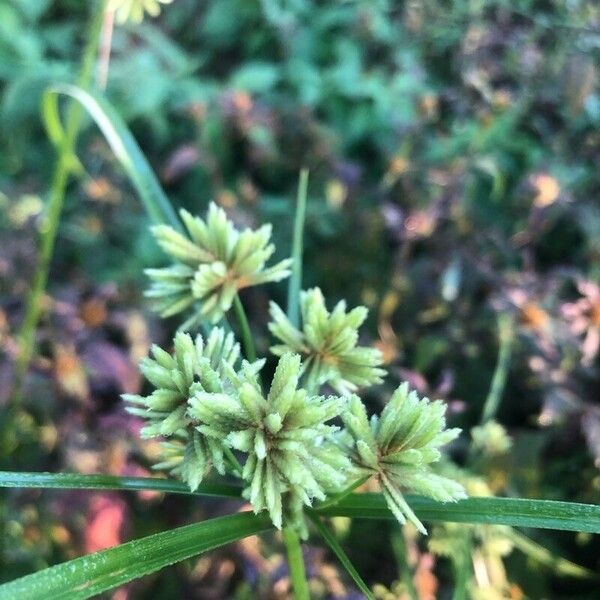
[146,203,291,325]
[269,287,386,394]
[340,383,466,534]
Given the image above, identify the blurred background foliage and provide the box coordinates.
[0,0,599,597]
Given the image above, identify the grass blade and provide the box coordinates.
[286,168,309,327]
[42,84,181,231]
[317,494,600,534]
[3,473,598,534]
[0,512,272,599]
[308,513,374,599]
[0,472,242,498]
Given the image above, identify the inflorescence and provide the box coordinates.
[127,202,466,537]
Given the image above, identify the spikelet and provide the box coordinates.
[146,203,291,325]
[269,288,385,394]
[123,328,247,490]
[340,383,466,534]
[188,353,351,536]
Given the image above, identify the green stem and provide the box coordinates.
[286,168,309,327]
[451,534,472,600]
[282,527,310,600]
[507,530,595,579]
[308,513,374,600]
[390,531,418,600]
[313,475,370,510]
[480,314,514,424]
[232,294,257,363]
[9,0,108,412]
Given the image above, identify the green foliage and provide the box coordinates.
[147,203,292,325]
[269,287,385,393]
[340,384,466,533]
[1,0,599,596]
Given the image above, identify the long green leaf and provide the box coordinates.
[2,473,599,533]
[0,512,272,599]
[320,494,600,534]
[41,84,181,231]
[0,472,242,498]
[308,513,374,599]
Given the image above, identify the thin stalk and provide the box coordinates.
[282,527,310,600]
[313,475,370,510]
[97,7,115,90]
[480,314,514,424]
[451,535,472,600]
[507,530,595,579]
[9,0,108,412]
[286,168,309,327]
[232,294,257,363]
[390,532,418,600]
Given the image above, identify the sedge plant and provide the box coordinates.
[0,10,598,594]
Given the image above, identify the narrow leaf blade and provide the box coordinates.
[0,471,242,498]
[0,512,272,600]
[42,84,181,231]
[308,512,374,599]
[317,494,600,534]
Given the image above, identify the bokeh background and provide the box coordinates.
[0,0,599,598]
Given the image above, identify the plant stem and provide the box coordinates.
[313,475,370,510]
[390,531,418,600]
[287,168,309,327]
[97,6,115,90]
[480,314,514,424]
[232,294,257,363]
[451,535,472,600]
[9,0,108,412]
[282,527,310,600]
[308,514,375,600]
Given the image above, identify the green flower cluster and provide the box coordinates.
[340,383,466,533]
[189,353,350,534]
[107,0,173,24]
[146,203,291,326]
[131,208,465,536]
[269,287,385,393]
[123,328,251,490]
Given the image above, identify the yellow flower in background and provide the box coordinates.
[107,0,174,24]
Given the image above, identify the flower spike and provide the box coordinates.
[107,0,174,24]
[188,353,351,536]
[269,287,386,394]
[146,203,292,325]
[123,328,248,490]
[340,383,466,534]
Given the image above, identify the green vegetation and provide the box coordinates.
[0,0,598,597]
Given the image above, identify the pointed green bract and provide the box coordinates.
[188,353,351,536]
[269,287,385,393]
[340,383,466,534]
[146,203,292,325]
[122,328,245,489]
